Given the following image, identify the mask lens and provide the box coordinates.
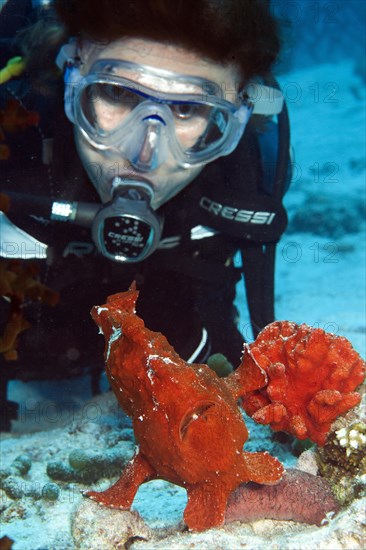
[79,79,232,149]
[171,102,208,120]
[81,82,142,132]
[171,103,230,153]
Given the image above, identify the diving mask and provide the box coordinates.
[63,59,253,170]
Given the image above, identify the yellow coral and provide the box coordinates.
[0,57,25,85]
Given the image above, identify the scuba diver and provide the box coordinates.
[0,0,291,430]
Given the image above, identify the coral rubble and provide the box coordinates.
[47,443,134,484]
[316,391,366,506]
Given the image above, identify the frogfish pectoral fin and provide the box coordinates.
[84,452,156,508]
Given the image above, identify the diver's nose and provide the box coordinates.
[131,117,167,172]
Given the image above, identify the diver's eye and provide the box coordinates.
[171,103,201,120]
[100,84,139,108]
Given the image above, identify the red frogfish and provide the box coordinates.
[87,283,283,531]
[87,284,365,531]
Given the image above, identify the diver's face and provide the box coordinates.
[74,38,241,209]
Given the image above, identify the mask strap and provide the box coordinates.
[246,83,284,115]
[63,65,83,124]
[55,40,80,70]
[56,41,83,124]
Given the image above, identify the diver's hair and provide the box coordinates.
[16,16,66,96]
[55,0,281,81]
[17,0,280,95]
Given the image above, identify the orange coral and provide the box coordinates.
[87,284,284,532]
[240,321,365,445]
[0,260,59,360]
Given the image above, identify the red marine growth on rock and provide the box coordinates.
[240,321,365,445]
[88,284,284,531]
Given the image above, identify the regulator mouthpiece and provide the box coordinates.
[92,178,163,263]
